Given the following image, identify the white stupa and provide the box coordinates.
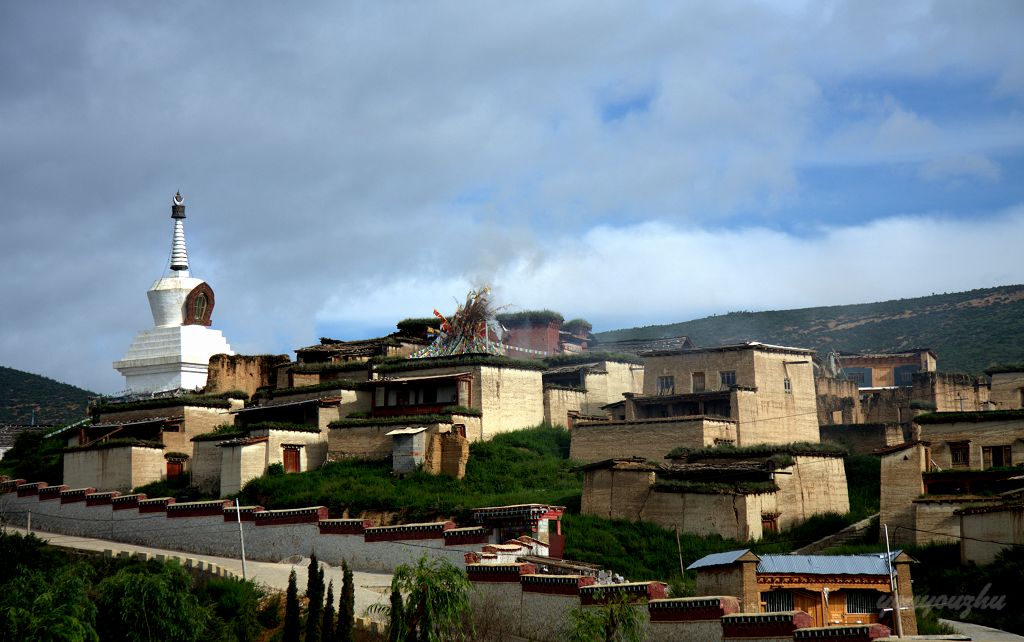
[113,192,234,393]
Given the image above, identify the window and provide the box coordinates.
[692,372,705,393]
[657,376,675,395]
[950,442,970,468]
[846,590,880,614]
[763,591,793,612]
[845,367,872,387]
[193,292,208,323]
[761,512,779,533]
[894,365,917,386]
[983,445,1012,469]
[720,370,736,387]
[714,438,735,446]
[783,378,792,393]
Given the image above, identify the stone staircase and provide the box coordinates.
[794,513,879,554]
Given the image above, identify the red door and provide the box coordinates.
[166,461,183,481]
[283,449,300,473]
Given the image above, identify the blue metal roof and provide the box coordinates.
[757,552,899,576]
[686,549,752,570]
[687,550,900,576]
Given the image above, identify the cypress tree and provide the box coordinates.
[306,554,324,642]
[283,569,301,642]
[387,587,404,642]
[337,559,355,642]
[322,580,336,642]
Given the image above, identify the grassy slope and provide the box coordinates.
[237,425,582,523]
[237,426,883,591]
[0,365,95,425]
[595,284,1024,374]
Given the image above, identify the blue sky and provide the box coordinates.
[0,1,1022,392]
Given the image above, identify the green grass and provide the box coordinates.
[669,441,846,461]
[0,365,95,425]
[134,476,214,502]
[93,394,231,414]
[562,514,742,591]
[233,427,886,594]
[237,424,581,522]
[845,454,881,519]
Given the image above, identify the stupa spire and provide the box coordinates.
[169,191,189,273]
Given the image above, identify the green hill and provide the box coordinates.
[595,284,1024,375]
[0,365,95,425]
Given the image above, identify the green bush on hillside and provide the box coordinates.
[0,429,66,484]
[237,424,581,522]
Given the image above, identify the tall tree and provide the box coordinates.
[305,555,324,642]
[0,565,99,642]
[336,560,355,642]
[321,581,336,642]
[386,588,404,642]
[369,556,473,642]
[94,562,211,642]
[283,570,300,642]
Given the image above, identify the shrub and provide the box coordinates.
[0,430,65,484]
[496,309,565,327]
[373,355,547,373]
[216,390,251,401]
[257,593,282,628]
[63,438,164,453]
[370,556,473,642]
[562,318,593,334]
[238,424,580,522]
[92,394,231,414]
[543,351,642,367]
[95,562,212,642]
[396,317,442,335]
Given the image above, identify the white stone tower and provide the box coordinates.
[113,193,234,393]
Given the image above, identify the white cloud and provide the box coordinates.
[315,206,1024,334]
[2,1,1024,393]
[920,154,1002,183]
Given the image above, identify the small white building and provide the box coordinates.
[113,193,233,393]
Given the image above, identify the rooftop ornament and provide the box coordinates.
[410,288,503,358]
[169,191,189,271]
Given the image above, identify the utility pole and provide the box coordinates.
[235,498,248,581]
[884,524,904,638]
[675,525,685,580]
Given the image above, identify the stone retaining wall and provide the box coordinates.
[0,482,489,573]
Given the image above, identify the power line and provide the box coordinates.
[891,524,1024,549]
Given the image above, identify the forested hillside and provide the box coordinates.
[0,365,95,424]
[595,285,1024,374]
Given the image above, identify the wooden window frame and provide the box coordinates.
[657,375,675,395]
[949,441,970,468]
